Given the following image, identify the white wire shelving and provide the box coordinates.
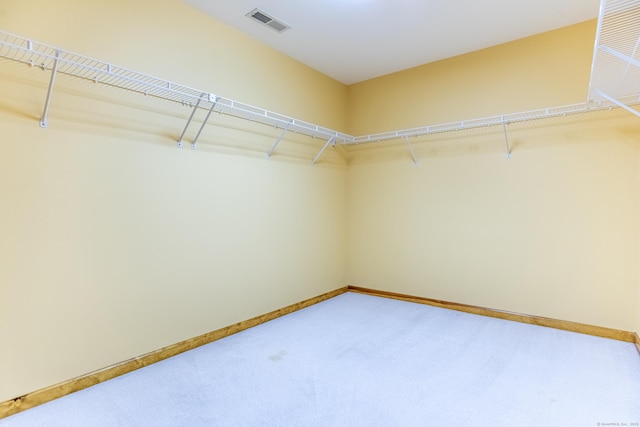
[347,96,640,145]
[589,0,640,118]
[0,0,639,165]
[0,30,351,163]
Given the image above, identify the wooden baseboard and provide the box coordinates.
[348,286,637,343]
[2,285,635,420]
[0,286,348,420]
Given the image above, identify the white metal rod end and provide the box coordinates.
[39,119,48,128]
[191,142,197,150]
[177,140,183,148]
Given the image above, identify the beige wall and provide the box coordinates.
[346,21,596,135]
[1,3,639,404]
[0,0,348,402]
[346,115,639,331]
[345,21,640,332]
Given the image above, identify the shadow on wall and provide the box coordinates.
[0,62,348,168]
[344,108,640,165]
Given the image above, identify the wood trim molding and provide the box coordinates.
[348,286,637,343]
[0,286,348,420]
[635,333,640,356]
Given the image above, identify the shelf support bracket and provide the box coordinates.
[190,95,218,149]
[502,120,512,159]
[177,93,206,148]
[266,120,293,160]
[311,136,336,165]
[592,88,640,119]
[598,45,640,70]
[39,50,61,128]
[401,136,419,166]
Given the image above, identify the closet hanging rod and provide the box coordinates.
[1,29,638,149]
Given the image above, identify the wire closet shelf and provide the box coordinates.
[0,0,638,157]
[0,30,352,144]
[589,0,640,118]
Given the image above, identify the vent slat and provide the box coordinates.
[246,8,290,33]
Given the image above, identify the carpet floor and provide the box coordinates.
[3,292,640,426]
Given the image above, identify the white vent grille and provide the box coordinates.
[246,8,290,33]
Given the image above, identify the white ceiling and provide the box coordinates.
[183,0,601,85]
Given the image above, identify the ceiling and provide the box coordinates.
[183,0,601,85]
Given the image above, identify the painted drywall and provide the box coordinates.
[345,21,640,332]
[0,0,348,402]
[346,115,639,331]
[346,20,597,135]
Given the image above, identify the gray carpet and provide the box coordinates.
[3,292,639,426]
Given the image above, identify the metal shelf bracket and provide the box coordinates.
[190,95,218,150]
[598,45,640,70]
[502,120,512,159]
[311,135,336,165]
[39,49,60,128]
[177,93,206,148]
[266,119,293,159]
[592,89,640,119]
[401,136,419,166]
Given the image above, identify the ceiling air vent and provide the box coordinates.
[246,8,290,33]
